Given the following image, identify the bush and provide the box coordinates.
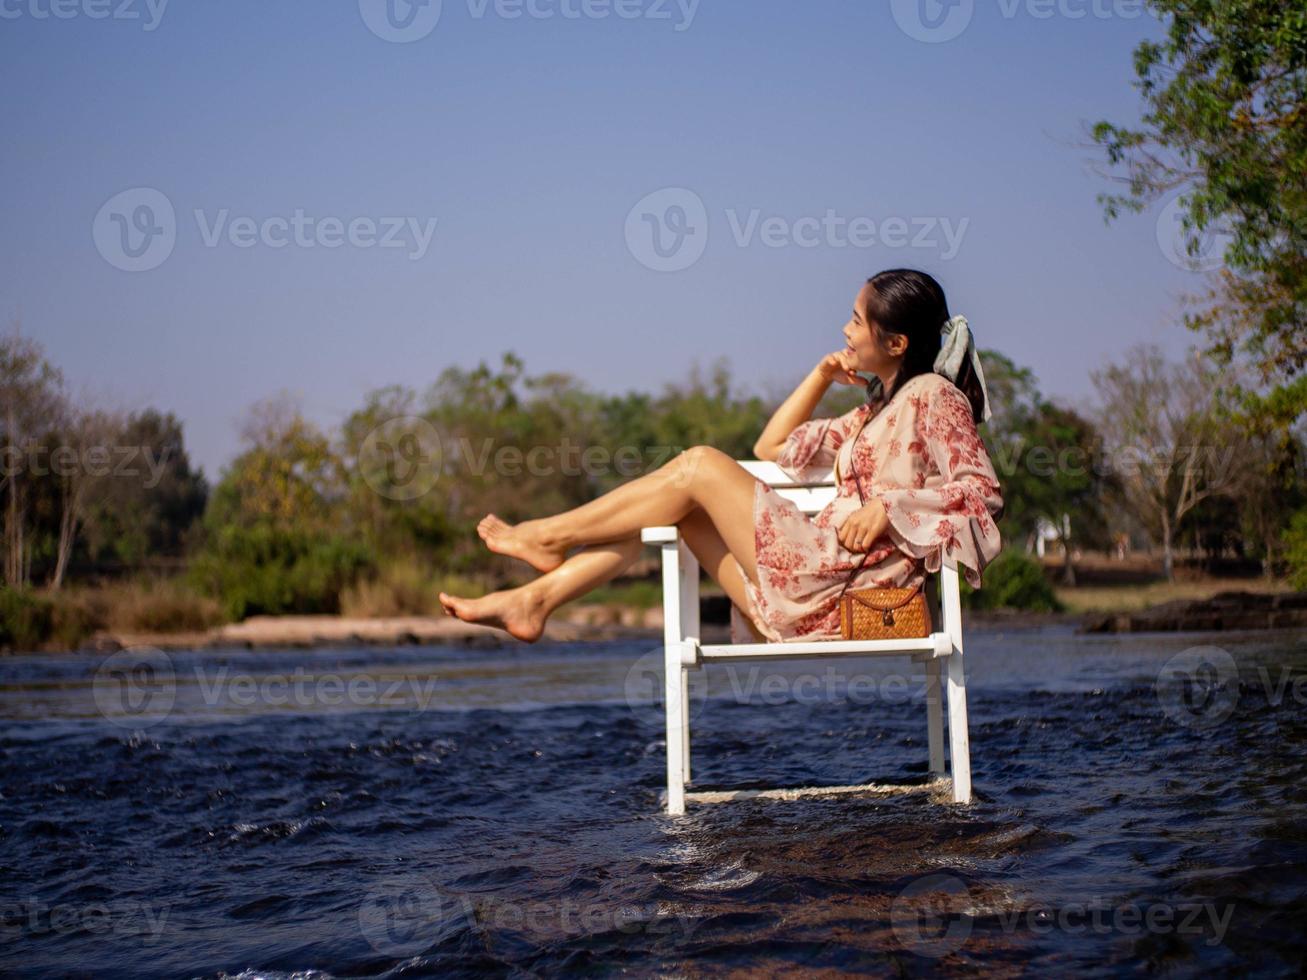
[961,550,1063,612]
[1283,508,1307,591]
[341,562,492,618]
[190,525,373,621]
[91,579,225,633]
[583,580,667,610]
[0,589,55,651]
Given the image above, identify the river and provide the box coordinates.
[1,623,1304,977]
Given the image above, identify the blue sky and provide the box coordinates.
[2,0,1202,479]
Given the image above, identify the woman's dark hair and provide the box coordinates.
[863,269,988,425]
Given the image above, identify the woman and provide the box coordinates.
[439,269,1004,644]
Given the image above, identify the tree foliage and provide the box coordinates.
[1092,0,1306,428]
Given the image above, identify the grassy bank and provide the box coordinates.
[1,551,1296,653]
[1053,576,1292,614]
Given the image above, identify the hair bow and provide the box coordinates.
[860,314,993,423]
[934,314,992,423]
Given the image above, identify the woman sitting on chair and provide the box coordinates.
[439,268,1004,644]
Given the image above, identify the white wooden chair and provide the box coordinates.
[641,460,972,815]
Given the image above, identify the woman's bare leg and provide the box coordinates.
[679,506,769,644]
[438,537,644,643]
[478,446,763,586]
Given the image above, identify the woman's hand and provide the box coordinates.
[837,498,889,553]
[818,350,870,388]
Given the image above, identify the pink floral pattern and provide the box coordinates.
[729,372,1004,643]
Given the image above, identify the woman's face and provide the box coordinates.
[843,282,906,379]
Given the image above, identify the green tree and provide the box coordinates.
[81,409,208,570]
[191,395,368,618]
[649,357,771,461]
[0,331,64,587]
[1093,0,1306,430]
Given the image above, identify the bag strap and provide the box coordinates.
[835,407,923,606]
[836,413,873,603]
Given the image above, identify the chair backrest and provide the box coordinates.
[737,460,837,514]
[741,459,948,628]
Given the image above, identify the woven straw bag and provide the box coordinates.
[836,412,932,641]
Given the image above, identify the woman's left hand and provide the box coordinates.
[837,499,889,553]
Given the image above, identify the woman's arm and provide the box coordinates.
[753,352,867,461]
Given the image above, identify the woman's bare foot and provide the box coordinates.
[477,514,567,573]
[438,585,550,644]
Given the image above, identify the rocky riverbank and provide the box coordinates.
[69,590,1307,653]
[86,605,668,652]
[1080,590,1307,634]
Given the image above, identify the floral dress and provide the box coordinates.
[728,371,1005,643]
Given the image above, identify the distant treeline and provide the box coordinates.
[1,336,1304,645]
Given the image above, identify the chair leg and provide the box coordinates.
[944,651,972,804]
[681,667,691,785]
[665,643,687,815]
[925,658,945,777]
